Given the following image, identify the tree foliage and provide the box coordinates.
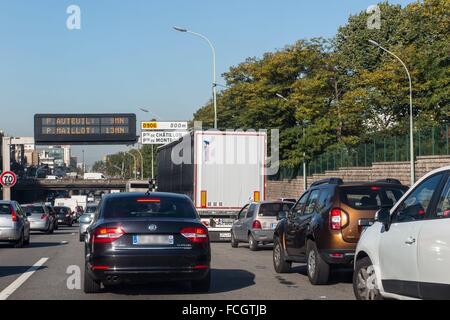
[193,0,449,167]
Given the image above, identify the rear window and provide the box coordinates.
[340,186,405,210]
[259,203,294,217]
[0,204,11,215]
[85,206,97,213]
[54,207,69,214]
[21,206,45,214]
[102,196,197,219]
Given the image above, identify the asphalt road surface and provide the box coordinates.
[0,225,354,300]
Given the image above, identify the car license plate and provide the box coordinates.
[271,223,278,229]
[132,235,174,245]
[219,233,231,238]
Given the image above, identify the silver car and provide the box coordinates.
[0,201,31,247]
[231,201,294,251]
[21,204,55,233]
[79,204,97,242]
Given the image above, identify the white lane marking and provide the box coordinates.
[0,257,49,300]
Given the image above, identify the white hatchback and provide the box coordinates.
[354,166,450,300]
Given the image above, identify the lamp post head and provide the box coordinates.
[368,39,380,47]
[173,26,188,33]
[276,93,288,101]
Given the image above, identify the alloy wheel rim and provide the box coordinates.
[308,250,316,278]
[357,265,378,300]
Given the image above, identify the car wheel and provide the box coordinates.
[248,234,259,251]
[14,231,24,248]
[84,267,101,294]
[24,231,30,246]
[353,257,383,300]
[230,232,239,248]
[273,238,291,273]
[191,270,211,293]
[306,241,330,285]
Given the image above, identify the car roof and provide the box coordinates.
[103,192,190,201]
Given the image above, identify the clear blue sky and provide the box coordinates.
[0,0,415,165]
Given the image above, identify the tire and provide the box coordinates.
[191,270,211,293]
[24,231,30,246]
[273,237,291,273]
[353,257,383,300]
[248,233,259,251]
[306,241,330,285]
[230,232,239,248]
[84,267,101,294]
[14,231,24,248]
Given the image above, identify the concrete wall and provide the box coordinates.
[267,155,450,201]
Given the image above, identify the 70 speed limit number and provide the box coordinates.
[0,171,17,188]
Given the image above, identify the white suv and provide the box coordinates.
[353,166,450,300]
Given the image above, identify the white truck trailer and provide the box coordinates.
[157,130,267,241]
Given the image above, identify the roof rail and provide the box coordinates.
[374,178,402,185]
[310,178,344,188]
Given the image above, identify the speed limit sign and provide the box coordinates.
[0,171,17,188]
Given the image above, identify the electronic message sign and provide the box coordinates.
[34,114,137,145]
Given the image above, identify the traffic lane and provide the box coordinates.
[0,225,77,294]
[8,236,354,300]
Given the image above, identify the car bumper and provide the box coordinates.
[208,228,232,242]
[252,229,275,243]
[57,217,72,225]
[320,249,355,265]
[88,249,210,284]
[0,228,21,241]
[29,220,50,231]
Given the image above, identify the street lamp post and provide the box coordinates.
[276,93,309,190]
[133,148,144,180]
[139,108,160,179]
[173,26,218,130]
[368,39,415,186]
[127,151,137,180]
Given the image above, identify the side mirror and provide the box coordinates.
[375,208,391,231]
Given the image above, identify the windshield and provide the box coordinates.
[259,203,294,217]
[102,196,197,219]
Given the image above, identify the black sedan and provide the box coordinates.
[84,192,211,293]
[53,206,74,227]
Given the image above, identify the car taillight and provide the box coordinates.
[180,227,209,243]
[41,214,48,220]
[10,206,17,222]
[330,208,348,230]
[93,227,125,243]
[252,220,262,230]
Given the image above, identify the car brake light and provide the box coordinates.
[93,227,125,243]
[41,214,48,220]
[180,227,209,243]
[252,220,262,230]
[10,206,17,222]
[193,265,209,270]
[91,265,109,271]
[330,208,348,230]
[371,187,381,191]
[136,198,161,203]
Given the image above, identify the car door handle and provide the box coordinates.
[405,237,416,245]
